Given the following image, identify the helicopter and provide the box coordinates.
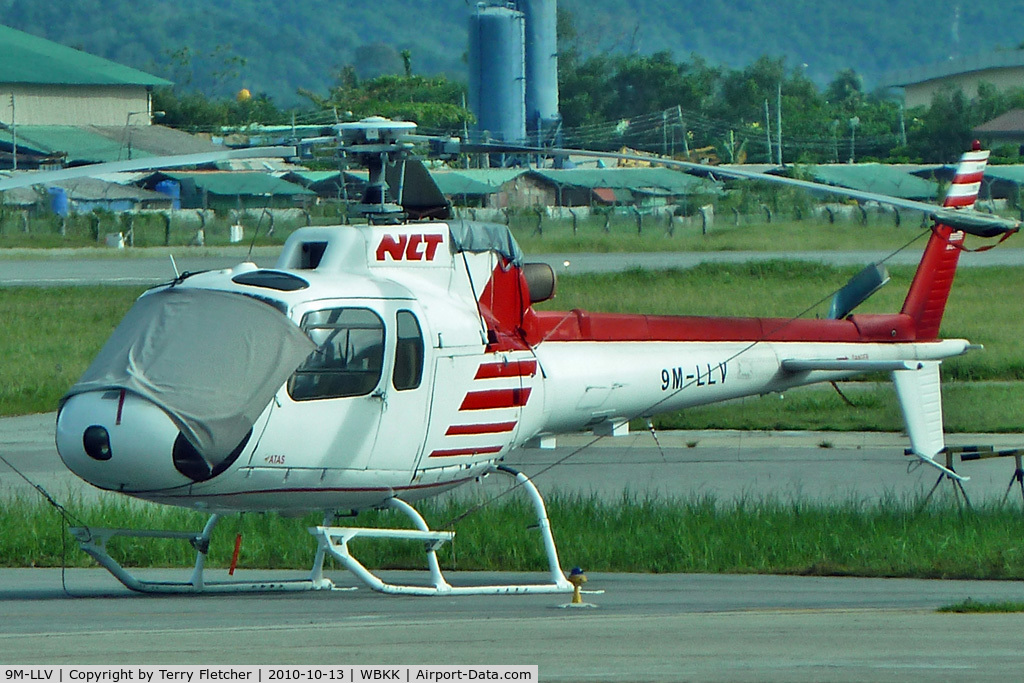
[5,116,1018,596]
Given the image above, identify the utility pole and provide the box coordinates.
[676,106,689,157]
[898,103,907,147]
[849,116,860,163]
[764,99,772,164]
[662,109,668,156]
[10,94,16,171]
[776,82,783,166]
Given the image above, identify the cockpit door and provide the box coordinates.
[360,306,434,475]
[247,303,387,473]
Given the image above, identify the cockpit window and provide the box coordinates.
[393,310,424,391]
[288,308,385,401]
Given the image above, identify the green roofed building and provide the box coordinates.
[430,169,529,207]
[525,167,722,207]
[142,172,315,211]
[0,23,171,128]
[802,164,940,201]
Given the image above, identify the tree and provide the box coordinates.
[301,73,473,132]
[907,87,975,162]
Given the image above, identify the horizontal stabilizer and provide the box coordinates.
[782,359,924,373]
[828,263,891,320]
[931,209,1020,238]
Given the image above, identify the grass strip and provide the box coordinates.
[5,492,1024,579]
[4,262,1024,429]
[939,598,1024,613]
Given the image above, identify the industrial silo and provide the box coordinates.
[468,3,526,144]
[519,0,560,141]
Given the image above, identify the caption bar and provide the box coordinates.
[2,668,536,683]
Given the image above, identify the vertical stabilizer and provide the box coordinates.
[892,362,945,459]
[900,148,989,339]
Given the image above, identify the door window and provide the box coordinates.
[393,310,424,391]
[288,308,385,400]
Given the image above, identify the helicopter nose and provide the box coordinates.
[57,390,192,492]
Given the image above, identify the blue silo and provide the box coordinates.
[519,0,560,140]
[469,3,526,144]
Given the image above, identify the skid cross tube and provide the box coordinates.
[70,514,335,594]
[311,466,574,595]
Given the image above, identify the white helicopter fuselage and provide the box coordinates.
[55,222,969,514]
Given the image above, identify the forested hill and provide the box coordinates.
[2,0,1024,105]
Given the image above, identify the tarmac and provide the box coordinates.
[3,246,1024,287]
[2,568,1024,680]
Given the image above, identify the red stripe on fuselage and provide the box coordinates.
[475,360,537,379]
[524,309,915,344]
[446,421,518,435]
[429,446,504,458]
[460,388,532,410]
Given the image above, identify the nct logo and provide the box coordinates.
[375,233,444,262]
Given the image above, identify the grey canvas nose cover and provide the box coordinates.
[63,287,316,467]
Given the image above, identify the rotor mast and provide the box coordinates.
[338,117,417,224]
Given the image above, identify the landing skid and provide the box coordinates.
[69,466,572,596]
[69,515,335,593]
[312,466,573,595]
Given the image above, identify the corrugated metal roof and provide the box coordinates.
[431,169,527,196]
[0,126,129,162]
[884,50,1024,88]
[53,177,170,202]
[94,125,221,156]
[0,24,171,86]
[158,172,315,197]
[0,125,221,163]
[805,164,939,200]
[529,167,720,194]
[282,171,343,184]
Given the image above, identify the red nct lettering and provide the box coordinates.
[375,233,444,261]
[406,234,424,260]
[422,234,443,260]
[376,234,408,261]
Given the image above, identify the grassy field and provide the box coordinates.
[0,213,943,254]
[6,492,1024,579]
[3,259,1024,429]
[510,214,931,254]
[0,286,146,415]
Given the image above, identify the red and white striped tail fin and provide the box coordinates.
[942,148,989,208]
[900,145,990,340]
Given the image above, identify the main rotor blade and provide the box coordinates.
[0,146,298,191]
[466,143,1022,236]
